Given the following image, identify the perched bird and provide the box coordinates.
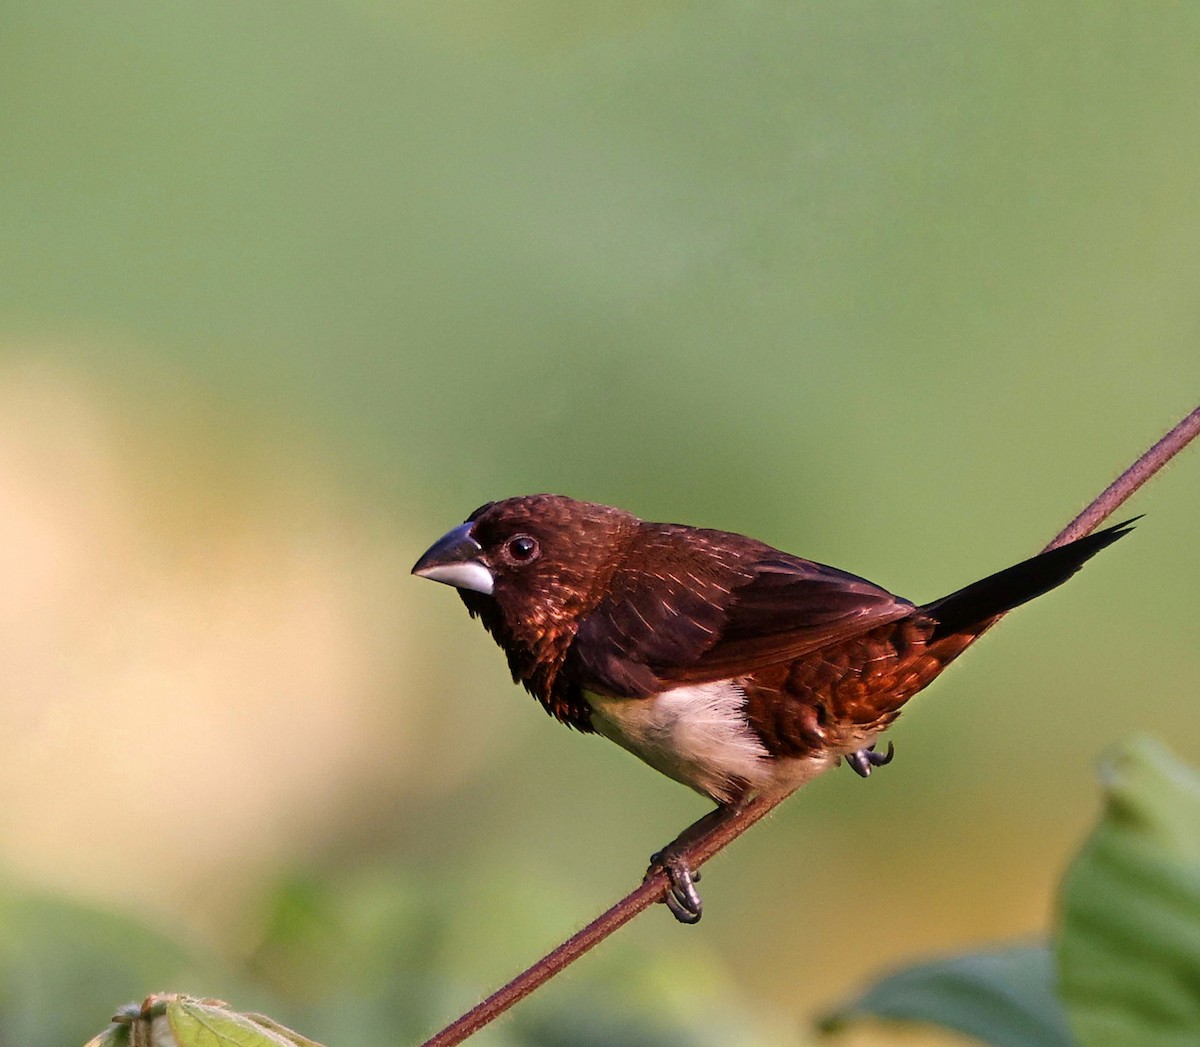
[413,495,1134,922]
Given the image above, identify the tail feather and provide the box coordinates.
[922,518,1139,640]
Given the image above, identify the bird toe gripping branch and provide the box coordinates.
[846,741,895,778]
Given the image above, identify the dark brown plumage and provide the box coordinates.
[413,493,1134,920]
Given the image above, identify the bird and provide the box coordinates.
[412,494,1134,922]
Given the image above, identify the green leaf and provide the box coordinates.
[818,943,1076,1047]
[242,1013,330,1047]
[167,998,320,1047]
[81,998,329,1047]
[1058,736,1200,1047]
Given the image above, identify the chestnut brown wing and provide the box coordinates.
[566,525,916,697]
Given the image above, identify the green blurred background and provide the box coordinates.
[2,3,1198,1045]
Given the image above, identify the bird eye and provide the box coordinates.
[506,535,539,563]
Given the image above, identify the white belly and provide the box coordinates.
[585,682,870,803]
[582,682,809,803]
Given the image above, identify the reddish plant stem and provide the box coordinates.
[418,402,1200,1047]
[1040,403,1200,552]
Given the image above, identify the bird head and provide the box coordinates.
[412,494,638,672]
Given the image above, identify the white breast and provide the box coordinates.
[585,681,774,804]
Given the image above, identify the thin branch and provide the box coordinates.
[418,402,1200,1047]
[1041,403,1200,552]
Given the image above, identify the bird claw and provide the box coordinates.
[647,849,703,924]
[846,741,895,778]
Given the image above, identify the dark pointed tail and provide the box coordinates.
[921,518,1139,641]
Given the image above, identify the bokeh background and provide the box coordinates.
[3,3,1199,1045]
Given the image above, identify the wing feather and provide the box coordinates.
[567,525,915,696]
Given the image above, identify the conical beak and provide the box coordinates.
[411,522,495,595]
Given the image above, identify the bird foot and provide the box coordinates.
[846,741,895,778]
[647,849,703,924]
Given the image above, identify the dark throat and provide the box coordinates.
[460,589,595,732]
